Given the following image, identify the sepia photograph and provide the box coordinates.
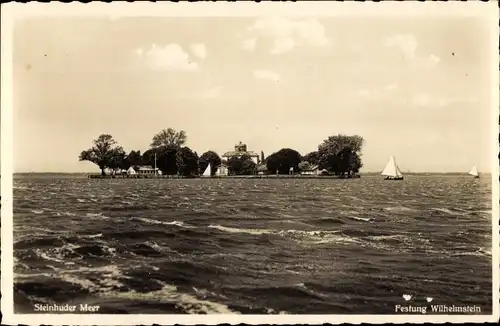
[1,1,498,325]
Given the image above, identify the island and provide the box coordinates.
[79,128,364,179]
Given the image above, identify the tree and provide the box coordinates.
[79,134,121,176]
[150,128,187,149]
[160,146,179,175]
[176,147,199,177]
[240,154,257,175]
[318,134,363,156]
[107,147,127,172]
[142,146,178,175]
[351,152,363,174]
[265,148,302,174]
[260,151,265,164]
[199,151,222,176]
[227,156,242,175]
[228,155,256,175]
[257,164,267,174]
[125,150,142,170]
[303,151,319,165]
[317,134,364,176]
[298,161,314,171]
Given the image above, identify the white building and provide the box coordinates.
[301,165,319,175]
[137,165,161,175]
[222,141,260,164]
[216,164,228,176]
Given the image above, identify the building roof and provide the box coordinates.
[138,165,159,171]
[222,151,259,157]
[303,165,319,171]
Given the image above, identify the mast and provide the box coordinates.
[393,156,402,177]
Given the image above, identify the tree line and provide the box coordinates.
[79,128,364,177]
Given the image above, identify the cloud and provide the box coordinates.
[358,83,398,98]
[135,43,199,72]
[385,34,418,59]
[244,17,329,55]
[385,33,441,68]
[190,43,207,60]
[242,38,257,52]
[271,37,295,55]
[135,47,144,57]
[253,69,281,82]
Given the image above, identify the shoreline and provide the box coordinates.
[87,174,362,180]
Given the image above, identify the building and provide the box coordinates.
[137,165,161,175]
[222,141,260,164]
[301,165,319,175]
[216,164,228,176]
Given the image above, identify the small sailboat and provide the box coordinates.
[202,163,211,178]
[468,164,479,178]
[381,156,404,180]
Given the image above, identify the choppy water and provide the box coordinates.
[12,175,492,314]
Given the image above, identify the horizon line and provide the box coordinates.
[10,171,493,175]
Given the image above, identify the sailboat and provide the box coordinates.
[468,164,479,178]
[381,156,404,180]
[202,163,211,178]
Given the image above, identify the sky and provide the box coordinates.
[9,14,495,173]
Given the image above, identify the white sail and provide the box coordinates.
[468,165,479,177]
[202,163,211,177]
[381,156,403,178]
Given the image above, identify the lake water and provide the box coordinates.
[12,175,493,314]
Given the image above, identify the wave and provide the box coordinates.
[431,208,466,216]
[56,211,77,217]
[100,283,239,314]
[35,249,67,264]
[133,217,191,228]
[344,215,371,222]
[17,264,129,298]
[125,241,170,258]
[13,186,31,190]
[231,283,327,302]
[207,224,359,245]
[102,230,173,241]
[383,206,417,212]
[15,237,66,250]
[81,233,102,239]
[450,247,492,257]
[72,244,116,258]
[208,224,269,235]
[313,217,346,225]
[103,204,152,212]
[85,213,110,220]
